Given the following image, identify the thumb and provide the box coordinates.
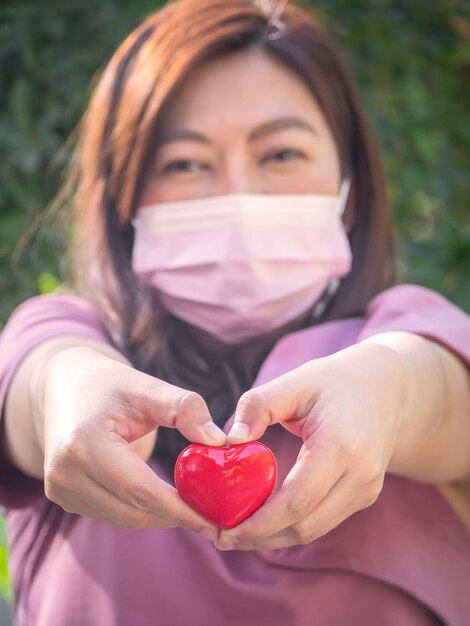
[227,372,307,444]
[169,389,228,446]
[121,369,227,446]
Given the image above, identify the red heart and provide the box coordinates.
[174,442,277,529]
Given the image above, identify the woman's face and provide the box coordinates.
[140,46,341,206]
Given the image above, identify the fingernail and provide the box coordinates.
[204,422,226,442]
[228,422,250,441]
[218,537,238,551]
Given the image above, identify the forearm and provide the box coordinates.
[363,331,470,484]
[4,337,130,480]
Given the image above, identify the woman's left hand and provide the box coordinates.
[217,341,410,551]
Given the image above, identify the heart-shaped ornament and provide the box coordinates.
[174,442,278,529]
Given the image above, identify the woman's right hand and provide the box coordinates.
[38,345,226,539]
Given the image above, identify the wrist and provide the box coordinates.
[362,332,446,474]
[31,342,130,455]
[358,340,411,466]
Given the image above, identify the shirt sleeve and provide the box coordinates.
[0,294,113,510]
[359,284,470,366]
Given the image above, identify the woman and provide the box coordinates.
[1,0,469,624]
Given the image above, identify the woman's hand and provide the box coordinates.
[39,346,226,539]
[217,340,412,551]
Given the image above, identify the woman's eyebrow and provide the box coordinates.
[158,129,212,145]
[249,117,317,141]
[158,116,317,145]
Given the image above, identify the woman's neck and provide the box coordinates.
[181,306,314,371]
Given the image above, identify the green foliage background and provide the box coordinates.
[0,0,469,609]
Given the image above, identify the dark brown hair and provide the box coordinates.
[68,0,396,469]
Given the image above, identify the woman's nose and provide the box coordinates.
[218,151,263,195]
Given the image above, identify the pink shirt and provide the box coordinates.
[1,285,469,626]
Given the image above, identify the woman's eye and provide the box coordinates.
[264,149,306,163]
[162,159,210,173]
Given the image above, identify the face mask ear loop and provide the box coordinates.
[338,178,351,216]
[309,180,351,322]
[310,278,341,321]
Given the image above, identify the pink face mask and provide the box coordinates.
[132,183,352,343]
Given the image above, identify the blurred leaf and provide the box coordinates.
[38,272,60,295]
[0,517,11,601]
[10,77,31,134]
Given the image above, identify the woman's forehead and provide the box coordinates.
[157,47,327,135]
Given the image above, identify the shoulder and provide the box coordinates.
[4,292,102,324]
[359,283,470,366]
[0,293,110,358]
[366,283,467,317]
[2,292,106,335]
